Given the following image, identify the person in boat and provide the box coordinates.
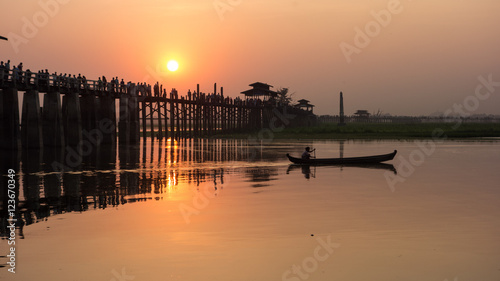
[301,147,315,160]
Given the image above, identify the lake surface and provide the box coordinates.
[1,138,500,280]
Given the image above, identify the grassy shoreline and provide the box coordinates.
[215,123,500,139]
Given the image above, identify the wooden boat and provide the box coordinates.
[286,150,397,165]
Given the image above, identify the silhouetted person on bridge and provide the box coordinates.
[120,79,125,93]
[154,82,159,96]
[0,61,4,81]
[112,77,118,92]
[102,76,107,91]
[12,66,19,84]
[77,74,83,89]
[25,69,32,85]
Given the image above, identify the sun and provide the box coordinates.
[167,60,179,72]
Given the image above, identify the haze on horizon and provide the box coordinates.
[2,0,499,116]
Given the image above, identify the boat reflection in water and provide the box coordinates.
[286,163,397,179]
[0,138,285,239]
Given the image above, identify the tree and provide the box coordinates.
[373,109,383,117]
[276,87,294,106]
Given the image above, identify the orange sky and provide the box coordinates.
[2,0,500,116]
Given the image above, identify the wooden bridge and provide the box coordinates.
[0,67,279,149]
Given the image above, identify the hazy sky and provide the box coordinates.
[2,0,499,116]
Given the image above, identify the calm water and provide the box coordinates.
[1,139,500,280]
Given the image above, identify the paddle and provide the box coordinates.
[311,148,317,178]
[309,147,316,159]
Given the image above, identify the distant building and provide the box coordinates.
[241,82,277,100]
[295,99,315,113]
[354,110,370,119]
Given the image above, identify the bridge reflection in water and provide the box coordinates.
[0,138,284,239]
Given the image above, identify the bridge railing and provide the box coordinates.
[1,66,267,107]
[0,67,130,94]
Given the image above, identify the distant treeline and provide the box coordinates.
[273,122,500,139]
[318,115,500,124]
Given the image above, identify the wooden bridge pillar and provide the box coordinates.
[43,91,65,147]
[0,89,3,146]
[193,94,197,137]
[81,94,98,134]
[237,103,242,132]
[62,91,82,147]
[141,100,147,140]
[0,89,2,145]
[157,99,163,140]
[119,95,130,144]
[262,106,272,130]
[21,90,43,148]
[163,99,169,140]
[149,100,155,139]
[129,87,140,144]
[231,100,236,133]
[189,92,194,138]
[194,85,200,137]
[99,95,116,145]
[0,88,21,150]
[169,91,175,139]
[225,100,229,133]
[181,97,186,138]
